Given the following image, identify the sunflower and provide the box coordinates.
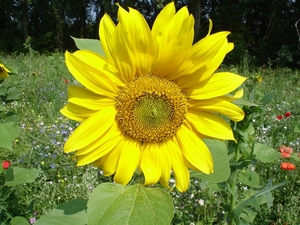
[61,2,246,192]
[0,63,10,79]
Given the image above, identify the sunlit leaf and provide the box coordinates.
[5,167,40,186]
[71,37,105,57]
[0,122,20,150]
[10,217,30,225]
[34,199,88,225]
[87,183,174,225]
[253,143,281,163]
[190,139,230,183]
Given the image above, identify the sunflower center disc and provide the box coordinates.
[115,75,188,143]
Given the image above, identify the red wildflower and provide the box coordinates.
[281,162,296,171]
[279,145,293,159]
[276,115,283,120]
[2,160,10,169]
[64,79,69,84]
[284,111,291,118]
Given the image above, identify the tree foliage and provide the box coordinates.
[0,0,299,67]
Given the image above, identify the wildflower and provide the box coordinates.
[2,160,10,169]
[64,79,69,84]
[276,115,283,121]
[29,217,36,224]
[61,3,246,192]
[255,75,262,83]
[279,145,293,158]
[284,111,291,118]
[198,199,205,206]
[0,63,10,79]
[280,162,296,171]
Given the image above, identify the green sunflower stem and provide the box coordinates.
[228,138,241,225]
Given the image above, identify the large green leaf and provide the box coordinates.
[87,183,174,225]
[71,37,105,57]
[253,143,281,163]
[190,139,230,183]
[5,167,40,186]
[34,199,88,225]
[0,122,20,150]
[10,217,30,225]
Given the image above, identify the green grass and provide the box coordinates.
[1,52,300,224]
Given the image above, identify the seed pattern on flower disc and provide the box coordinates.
[115,75,187,143]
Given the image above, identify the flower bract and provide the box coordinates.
[61,2,246,192]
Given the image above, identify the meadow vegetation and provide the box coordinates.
[1,52,300,224]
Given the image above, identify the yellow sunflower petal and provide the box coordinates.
[189,98,245,122]
[177,126,213,174]
[75,122,121,156]
[76,133,121,166]
[175,31,230,80]
[116,6,154,76]
[109,22,136,82]
[114,137,141,185]
[68,86,115,110]
[65,51,119,97]
[187,112,235,140]
[140,143,163,186]
[99,14,116,61]
[60,103,97,121]
[187,72,247,100]
[151,3,194,77]
[206,19,213,37]
[64,107,116,152]
[72,50,124,87]
[166,139,190,192]
[94,140,124,176]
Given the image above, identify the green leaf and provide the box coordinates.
[237,169,259,188]
[190,139,230,183]
[233,179,285,224]
[259,91,275,106]
[6,87,22,101]
[71,37,105,57]
[0,105,7,111]
[253,143,281,163]
[5,167,40,186]
[294,125,300,134]
[0,122,20,150]
[0,86,7,96]
[87,183,174,225]
[233,98,258,107]
[10,217,30,225]
[34,199,88,225]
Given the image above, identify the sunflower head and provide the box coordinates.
[0,63,10,79]
[61,2,246,192]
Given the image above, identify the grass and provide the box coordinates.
[1,52,300,224]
